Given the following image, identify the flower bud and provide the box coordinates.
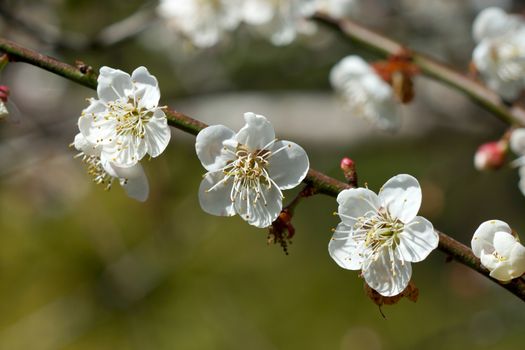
[474,141,507,171]
[340,157,358,186]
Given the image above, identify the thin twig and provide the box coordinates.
[1,37,524,301]
[312,12,525,127]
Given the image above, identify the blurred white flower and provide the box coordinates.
[509,128,525,196]
[196,112,309,228]
[0,85,9,120]
[242,0,316,45]
[0,101,7,120]
[311,0,357,18]
[73,133,149,202]
[472,7,525,100]
[471,220,525,281]
[330,55,401,130]
[157,0,242,47]
[329,174,438,297]
[78,66,170,168]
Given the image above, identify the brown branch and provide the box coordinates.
[313,12,525,127]
[1,37,524,301]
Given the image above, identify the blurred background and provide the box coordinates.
[0,0,525,349]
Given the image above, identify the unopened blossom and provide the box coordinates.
[78,66,170,168]
[157,0,241,47]
[242,0,316,45]
[73,133,149,202]
[472,8,525,100]
[196,112,309,228]
[471,220,525,282]
[329,174,438,297]
[330,55,401,130]
[474,140,507,171]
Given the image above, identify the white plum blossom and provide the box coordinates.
[241,0,316,45]
[472,8,525,100]
[330,55,401,130]
[78,66,171,168]
[329,174,438,297]
[73,133,149,202]
[471,220,525,282]
[157,0,242,48]
[196,112,309,228]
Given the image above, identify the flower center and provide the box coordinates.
[223,144,274,205]
[107,98,154,139]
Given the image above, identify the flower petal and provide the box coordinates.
[116,163,149,202]
[493,231,519,258]
[509,243,525,278]
[510,128,525,156]
[235,112,275,151]
[144,109,171,158]
[363,247,412,297]
[132,66,160,109]
[198,172,236,217]
[480,251,500,271]
[73,133,101,157]
[328,222,364,270]
[336,188,380,226]
[471,220,511,257]
[397,216,438,263]
[102,136,147,167]
[97,66,133,102]
[196,124,236,172]
[267,140,309,190]
[329,55,373,89]
[378,174,421,223]
[488,261,515,281]
[233,181,282,228]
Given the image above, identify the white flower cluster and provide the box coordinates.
[73,66,171,201]
[330,55,401,130]
[472,7,525,100]
[472,220,525,282]
[157,0,357,47]
[329,174,439,296]
[509,128,525,197]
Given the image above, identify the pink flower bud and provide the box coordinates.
[474,141,507,171]
[340,157,358,186]
[0,85,9,102]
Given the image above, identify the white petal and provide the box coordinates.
[235,112,275,151]
[97,66,133,102]
[242,0,274,25]
[363,247,412,297]
[329,55,373,89]
[195,124,236,172]
[78,112,117,147]
[198,172,236,217]
[473,7,521,42]
[336,188,380,226]
[509,243,525,278]
[471,220,511,257]
[480,251,501,272]
[132,66,160,109]
[102,136,146,167]
[488,261,515,281]
[510,128,525,155]
[233,182,282,228]
[378,174,421,223]
[397,216,438,263]
[144,109,171,158]
[117,164,149,202]
[328,222,364,270]
[73,133,101,156]
[267,141,309,190]
[493,231,519,258]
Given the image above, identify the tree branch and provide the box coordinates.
[313,12,525,127]
[1,37,524,301]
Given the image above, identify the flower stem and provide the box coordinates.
[312,12,525,127]
[1,37,525,301]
